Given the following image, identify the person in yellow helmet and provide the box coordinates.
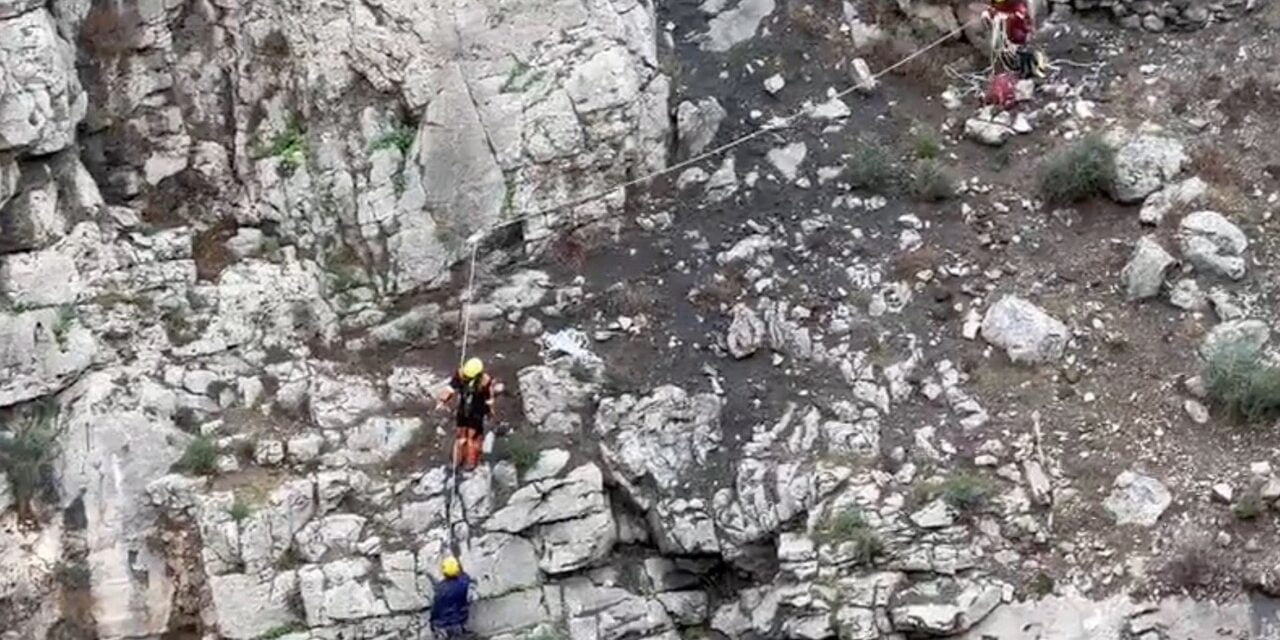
[429,556,471,636]
[438,357,496,470]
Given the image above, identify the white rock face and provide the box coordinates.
[1180,211,1248,280]
[208,572,301,639]
[1103,471,1172,527]
[889,577,1006,635]
[0,8,86,155]
[1120,236,1177,300]
[0,307,96,407]
[1140,176,1207,225]
[1109,131,1188,203]
[703,0,777,51]
[767,142,808,181]
[980,296,1068,364]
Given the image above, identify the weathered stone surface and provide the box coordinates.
[677,97,727,158]
[471,587,559,637]
[1103,471,1172,527]
[965,118,1016,146]
[1121,236,1176,300]
[461,533,541,598]
[486,463,610,533]
[518,359,597,433]
[0,8,85,155]
[702,0,777,51]
[595,386,723,507]
[1140,176,1207,225]
[889,577,1005,635]
[1180,211,1248,280]
[343,416,421,464]
[0,307,96,407]
[299,558,390,626]
[1109,131,1187,203]
[980,296,1068,365]
[536,507,617,574]
[1200,319,1270,359]
[208,572,301,640]
[767,142,807,181]
[726,303,766,359]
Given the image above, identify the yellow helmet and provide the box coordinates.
[461,358,484,380]
[441,556,462,578]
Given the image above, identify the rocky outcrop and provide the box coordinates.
[1180,210,1249,280]
[1108,129,1187,203]
[980,296,1069,365]
[1120,236,1176,300]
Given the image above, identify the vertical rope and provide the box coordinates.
[458,239,480,366]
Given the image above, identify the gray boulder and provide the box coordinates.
[767,142,807,181]
[1200,319,1270,359]
[889,577,1005,635]
[595,386,723,507]
[980,296,1068,365]
[726,303,766,359]
[1109,131,1187,203]
[208,572,301,639]
[1120,236,1176,300]
[1140,176,1207,225]
[1180,211,1248,280]
[677,98,727,158]
[1103,471,1172,527]
[965,118,1016,146]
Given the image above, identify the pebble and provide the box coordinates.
[1252,461,1273,477]
[1211,483,1233,504]
[764,74,785,95]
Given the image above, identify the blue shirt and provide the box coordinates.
[430,573,471,628]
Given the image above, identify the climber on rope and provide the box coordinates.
[437,357,496,471]
[984,0,1049,81]
[429,556,473,638]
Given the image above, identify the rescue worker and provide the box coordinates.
[984,0,1048,79]
[429,556,472,638]
[437,357,496,471]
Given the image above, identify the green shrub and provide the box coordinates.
[847,139,897,193]
[1037,134,1116,204]
[934,473,992,513]
[816,507,883,565]
[500,432,541,476]
[911,128,943,159]
[267,120,306,173]
[229,495,254,522]
[0,401,63,521]
[175,436,218,476]
[257,622,305,639]
[54,305,77,344]
[1204,342,1280,424]
[54,561,92,590]
[910,160,956,201]
[1233,491,1263,520]
[371,126,415,155]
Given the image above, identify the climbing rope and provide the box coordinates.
[437,14,983,557]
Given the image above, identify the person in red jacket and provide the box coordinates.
[984,0,1048,79]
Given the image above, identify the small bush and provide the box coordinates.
[0,401,63,521]
[1037,134,1116,204]
[229,495,253,522]
[500,432,541,476]
[934,473,992,513]
[371,126,415,155]
[1233,491,1264,520]
[847,139,897,193]
[54,561,92,590]
[910,160,956,202]
[1204,342,1280,424]
[54,305,77,344]
[267,120,306,173]
[816,507,883,565]
[523,626,569,640]
[1163,544,1220,590]
[257,622,305,639]
[911,128,943,159]
[175,436,218,476]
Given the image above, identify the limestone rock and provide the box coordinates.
[1103,471,1172,527]
[1180,211,1248,280]
[208,572,301,639]
[677,98,727,158]
[486,463,610,533]
[980,296,1068,365]
[298,558,390,626]
[0,8,86,155]
[1140,176,1207,225]
[889,577,1005,635]
[965,118,1016,146]
[1120,236,1176,300]
[1200,319,1270,359]
[343,416,421,464]
[518,359,597,433]
[461,533,541,598]
[0,307,96,407]
[702,0,777,52]
[767,141,807,181]
[1109,131,1187,203]
[726,303,766,359]
[595,386,723,507]
[470,587,559,637]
